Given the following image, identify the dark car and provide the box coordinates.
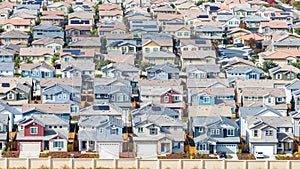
[234,43,244,48]
[218,152,227,159]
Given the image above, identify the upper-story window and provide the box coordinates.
[253,130,258,137]
[227,129,234,136]
[203,96,210,103]
[30,127,38,134]
[266,130,273,136]
[164,96,169,102]
[138,127,144,133]
[150,128,157,135]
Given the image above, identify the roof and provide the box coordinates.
[38,77,82,88]
[98,4,122,11]
[285,79,300,90]
[219,56,255,68]
[180,39,212,48]
[99,10,123,16]
[241,87,285,97]
[22,104,71,114]
[30,114,69,126]
[187,78,229,88]
[79,103,123,117]
[20,48,54,56]
[192,115,238,128]
[0,29,29,38]
[239,104,282,118]
[0,101,21,115]
[246,116,292,128]
[142,38,173,47]
[41,10,65,16]
[103,53,135,65]
[146,64,179,74]
[61,61,95,72]
[164,24,190,32]
[181,50,216,59]
[261,50,300,60]
[243,15,269,22]
[33,23,62,31]
[31,38,64,46]
[225,66,264,74]
[274,39,300,47]
[260,21,288,29]
[188,105,233,118]
[20,62,55,71]
[65,25,92,31]
[68,11,93,20]
[0,77,32,94]
[4,19,31,25]
[102,62,139,73]
[144,51,175,58]
[60,48,94,58]
[69,37,101,47]
[195,25,223,32]
[0,62,14,71]
[269,65,300,74]
[186,64,220,73]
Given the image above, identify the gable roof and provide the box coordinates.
[0,29,29,38]
[181,50,216,59]
[225,66,264,74]
[31,38,64,46]
[269,65,300,74]
[0,101,21,115]
[20,63,55,71]
[20,47,54,56]
[144,51,175,58]
[0,62,14,71]
[192,115,238,128]
[22,104,71,114]
[187,78,229,88]
[186,64,220,73]
[68,11,93,20]
[239,104,282,118]
[260,21,288,29]
[285,79,300,90]
[146,64,179,74]
[4,18,31,26]
[33,23,62,31]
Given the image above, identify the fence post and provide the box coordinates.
[4,158,8,169]
[157,159,161,169]
[201,159,205,169]
[223,159,226,169]
[178,159,182,169]
[244,160,248,169]
[48,156,52,169]
[27,158,30,169]
[265,160,269,169]
[114,159,118,169]
[69,158,74,169]
[287,160,291,169]
[135,158,140,169]
[92,158,96,169]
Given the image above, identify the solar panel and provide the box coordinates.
[100,26,114,28]
[93,105,110,111]
[280,12,290,15]
[63,49,81,55]
[152,107,161,111]
[195,39,207,44]
[1,83,10,87]
[197,15,209,18]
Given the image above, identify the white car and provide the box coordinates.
[255,152,264,159]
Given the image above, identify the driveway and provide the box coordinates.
[256,154,275,160]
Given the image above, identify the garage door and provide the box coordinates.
[136,143,157,159]
[216,144,237,154]
[254,145,274,155]
[98,143,120,159]
[19,142,41,158]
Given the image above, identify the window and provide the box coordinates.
[203,96,210,103]
[138,127,144,133]
[63,94,67,100]
[46,95,52,100]
[53,141,64,148]
[164,96,169,102]
[198,144,206,150]
[210,129,215,135]
[275,73,282,80]
[278,143,282,148]
[19,93,25,99]
[266,130,273,136]
[30,127,38,134]
[111,95,115,101]
[173,96,180,101]
[64,57,70,62]
[254,97,259,100]
[199,127,204,133]
[58,94,62,99]
[145,48,150,53]
[45,72,50,77]
[248,96,252,100]
[215,129,220,135]
[277,97,283,103]
[117,95,123,101]
[99,128,103,134]
[111,128,118,135]
[71,106,77,113]
[227,129,234,136]
[253,130,258,137]
[4,38,10,42]
[150,128,157,135]
[184,32,189,36]
[161,143,170,153]
[287,59,293,65]
[44,57,50,61]
[7,93,13,100]
[177,32,182,36]
[153,47,158,52]
[267,97,272,103]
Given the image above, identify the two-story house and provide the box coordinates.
[146,64,179,80]
[78,115,123,159]
[60,49,94,63]
[69,37,101,53]
[102,63,139,79]
[163,24,191,39]
[41,83,81,113]
[243,15,269,32]
[180,50,216,69]
[21,63,55,78]
[19,47,55,65]
[65,25,92,40]
[225,66,264,80]
[0,48,15,62]
[186,64,220,79]
[133,114,185,159]
[106,40,137,54]
[31,38,64,53]
[269,65,300,81]
[17,114,69,157]
[98,22,126,35]
[143,51,176,65]
[94,77,132,111]
[129,20,159,39]
[0,114,9,150]
[194,25,223,40]
[259,21,289,34]
[142,33,173,54]
[0,30,29,45]
[179,39,213,53]
[98,4,123,22]
[0,62,14,77]
[0,102,22,132]
[245,116,293,155]
[3,19,31,32]
[68,11,94,26]
[32,23,64,40]
[190,116,240,154]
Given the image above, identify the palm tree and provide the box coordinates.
[13,56,21,69]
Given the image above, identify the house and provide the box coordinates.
[0,30,29,45]
[243,15,269,32]
[290,111,300,138]
[98,22,126,35]
[102,62,139,79]
[98,4,123,22]
[78,115,123,159]
[180,50,216,69]
[94,77,132,110]
[163,25,191,39]
[284,79,300,105]
[0,47,15,62]
[232,7,257,18]
[40,14,64,26]
[216,14,240,29]
[0,62,14,77]
[19,47,55,64]
[133,114,185,159]
[69,37,101,53]
[143,51,176,65]
[190,116,240,154]
[0,78,32,107]
[32,23,64,40]
[245,116,293,155]
[258,50,300,66]
[156,13,183,26]
[65,25,92,40]
[146,64,179,80]
[129,20,159,38]
[21,63,55,78]
[233,32,264,46]
[186,64,220,79]
[240,87,287,113]
[22,104,71,121]
[41,83,81,113]
[102,53,135,65]
[142,33,173,53]
[17,114,69,157]
[264,11,293,25]
[106,40,137,54]
[31,38,64,53]
[188,105,233,119]
[0,114,9,150]
[269,65,300,81]
[153,5,176,15]
[79,104,124,119]
[259,21,289,34]
[273,39,300,51]
[179,39,213,52]
[68,11,94,26]
[47,2,69,13]
[219,57,255,69]
[60,48,95,63]
[0,101,22,132]
[10,12,36,25]
[238,104,283,137]
[15,4,40,16]
[225,66,264,80]
[3,19,31,32]
[194,25,223,40]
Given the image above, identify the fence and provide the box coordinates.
[1,158,300,169]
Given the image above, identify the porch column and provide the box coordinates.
[78,141,82,151]
[213,145,217,154]
[86,141,90,151]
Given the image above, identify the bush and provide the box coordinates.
[227,154,233,159]
[238,149,242,154]
[55,74,62,78]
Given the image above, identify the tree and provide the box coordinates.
[24,57,33,64]
[293,1,300,10]
[91,28,98,36]
[36,15,41,25]
[97,60,115,70]
[139,62,154,71]
[13,56,21,69]
[195,1,203,6]
[290,96,296,111]
[262,61,278,72]
[51,54,59,66]
[67,5,74,14]
[170,3,175,8]
[291,61,300,69]
[239,20,248,30]
[98,0,102,5]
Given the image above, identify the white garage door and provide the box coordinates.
[136,143,157,159]
[19,142,41,158]
[98,143,120,159]
[216,144,237,154]
[254,145,274,155]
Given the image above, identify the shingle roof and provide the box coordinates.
[33,23,62,31]
[285,79,300,90]
[186,64,220,73]
[0,30,29,38]
[192,115,238,128]
[20,63,55,71]
[0,62,14,71]
[239,104,282,118]
[22,104,71,114]
[241,87,286,97]
[181,50,216,59]
[146,64,179,74]
[144,51,175,58]
[225,66,264,74]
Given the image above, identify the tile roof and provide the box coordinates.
[0,29,29,38]
[181,50,216,59]
[143,51,175,58]
[22,104,71,114]
[225,66,264,74]
[146,64,179,74]
[38,77,82,88]
[20,47,54,56]
[20,63,55,71]
[98,4,122,11]
[260,21,289,29]
[4,19,31,25]
[241,87,285,97]
[188,105,233,118]
[32,38,64,46]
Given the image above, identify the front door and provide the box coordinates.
[209,145,214,154]
[44,141,49,150]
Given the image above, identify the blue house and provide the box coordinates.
[41,83,81,113]
[22,104,71,121]
[21,63,55,78]
[33,23,64,40]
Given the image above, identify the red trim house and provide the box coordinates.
[160,89,184,116]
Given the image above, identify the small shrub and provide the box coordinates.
[38,165,50,169]
[227,154,233,159]
[238,149,242,154]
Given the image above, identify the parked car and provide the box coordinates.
[234,43,244,48]
[243,56,249,60]
[255,152,264,159]
[218,152,227,159]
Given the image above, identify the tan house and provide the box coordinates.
[143,51,176,65]
[163,25,191,39]
[259,21,289,33]
[142,38,173,54]
[60,48,95,63]
[98,4,123,22]
[259,50,300,66]
[156,13,183,26]
[68,11,94,26]
[0,29,29,45]
[98,22,126,35]
[40,14,64,25]
[9,13,36,25]
[181,50,216,69]
[3,19,31,32]
[31,38,64,53]
[19,48,55,64]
